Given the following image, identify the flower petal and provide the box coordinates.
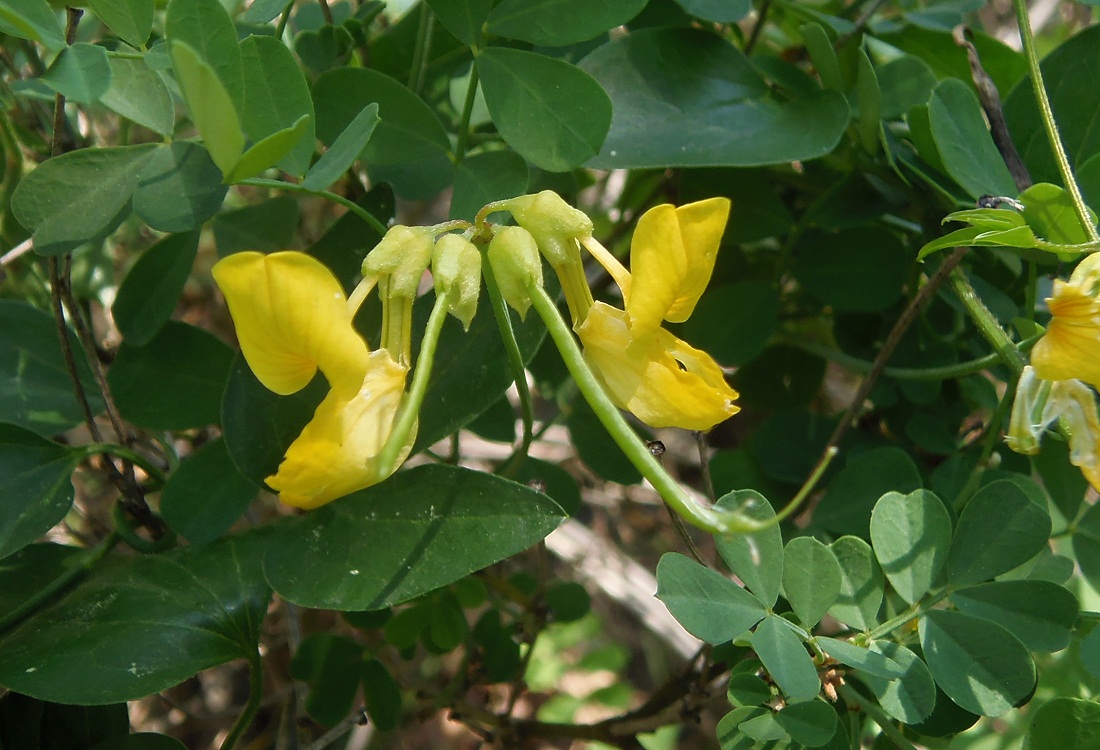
[213,251,370,398]
[267,350,412,509]
[578,302,739,431]
[664,198,731,323]
[1031,280,1100,387]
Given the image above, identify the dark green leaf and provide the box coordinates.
[817,447,922,539]
[0,300,102,436]
[361,658,402,731]
[793,227,911,314]
[112,231,199,346]
[506,456,582,516]
[673,0,750,23]
[486,0,646,45]
[877,55,937,120]
[165,0,244,111]
[928,78,1016,199]
[160,438,258,545]
[428,591,468,651]
[579,28,848,168]
[545,582,590,623]
[801,23,842,91]
[426,0,491,45]
[132,142,227,233]
[828,536,883,630]
[213,195,300,257]
[11,144,156,256]
[303,103,380,191]
[242,0,287,23]
[0,531,273,703]
[869,489,952,605]
[782,536,841,629]
[775,699,837,747]
[680,281,778,366]
[567,392,641,485]
[950,580,1077,652]
[750,411,832,483]
[727,670,772,707]
[1025,698,1100,750]
[655,552,767,644]
[855,47,880,154]
[291,633,363,726]
[40,43,111,104]
[450,150,529,222]
[88,0,154,47]
[859,642,936,724]
[263,465,565,610]
[240,35,316,177]
[0,543,83,616]
[0,693,129,750]
[878,26,1025,98]
[738,711,785,742]
[947,479,1051,585]
[99,57,174,136]
[715,491,784,608]
[170,41,244,178]
[0,0,64,49]
[477,47,610,172]
[920,609,1036,717]
[751,615,819,702]
[0,425,78,560]
[108,321,233,430]
[1080,626,1100,680]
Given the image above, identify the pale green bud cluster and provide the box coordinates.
[362,225,435,298]
[488,225,542,319]
[503,190,593,268]
[432,234,481,330]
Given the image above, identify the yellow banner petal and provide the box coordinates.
[1032,281,1100,387]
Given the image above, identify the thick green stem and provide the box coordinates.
[837,684,919,750]
[79,443,166,487]
[948,267,1026,376]
[237,177,388,236]
[220,650,263,750]
[1013,0,1098,242]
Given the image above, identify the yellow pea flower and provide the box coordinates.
[576,198,739,431]
[212,251,411,509]
[1032,253,1100,387]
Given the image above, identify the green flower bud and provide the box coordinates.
[432,234,481,330]
[488,226,543,319]
[362,225,434,298]
[504,190,593,268]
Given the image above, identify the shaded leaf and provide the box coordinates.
[715,491,784,608]
[132,143,227,233]
[751,615,819,702]
[111,231,199,346]
[160,438,258,546]
[828,536,883,630]
[928,78,1016,199]
[950,580,1077,652]
[859,642,936,724]
[40,43,111,104]
[88,0,154,47]
[0,425,78,560]
[947,479,1051,585]
[486,0,646,45]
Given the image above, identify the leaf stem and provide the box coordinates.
[220,649,263,750]
[79,443,167,487]
[867,589,949,640]
[237,177,389,236]
[837,683,919,750]
[948,266,1026,376]
[1013,0,1098,242]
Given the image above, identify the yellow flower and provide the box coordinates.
[576,198,739,431]
[213,251,411,509]
[1032,253,1100,386]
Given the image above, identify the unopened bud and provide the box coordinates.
[432,234,481,330]
[488,226,542,319]
[504,190,593,268]
[362,226,434,298]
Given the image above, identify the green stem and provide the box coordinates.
[948,267,1026,376]
[0,533,120,636]
[455,59,479,164]
[220,649,263,750]
[237,177,388,236]
[867,589,949,641]
[408,2,433,94]
[275,0,295,38]
[529,285,770,535]
[377,295,450,475]
[79,443,167,487]
[482,257,535,478]
[837,684,919,750]
[1013,0,1099,243]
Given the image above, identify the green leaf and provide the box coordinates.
[680,282,778,366]
[312,67,453,199]
[0,0,65,49]
[782,537,841,629]
[877,55,937,120]
[108,321,234,430]
[132,142,227,232]
[815,637,904,679]
[801,23,842,91]
[715,491,784,608]
[869,489,952,605]
[40,43,112,104]
[950,580,1077,652]
[88,0,154,47]
[164,0,244,111]
[170,41,244,179]
[855,47,880,154]
[727,669,772,707]
[450,150,530,222]
[947,478,1051,585]
[858,642,936,724]
[241,0,287,23]
[673,0,750,23]
[486,0,646,45]
[793,227,911,315]
[816,447,922,539]
[1019,182,1098,245]
[0,543,83,616]
[239,35,316,177]
[99,57,174,136]
[362,658,402,731]
[425,0,491,45]
[112,231,199,346]
[655,552,768,645]
[579,28,849,168]
[290,633,363,726]
[212,195,300,257]
[303,103,380,191]
[928,78,1016,199]
[0,300,102,436]
[160,438,258,546]
[11,144,157,256]
[0,425,78,560]
[263,465,565,610]
[738,711,786,742]
[476,47,611,173]
[1080,626,1100,680]
[751,615,820,702]
[225,114,312,183]
[878,26,1025,99]
[828,536,883,630]
[567,392,641,485]
[919,609,1036,717]
[0,531,273,704]
[1025,698,1100,750]
[0,693,130,749]
[775,699,837,747]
